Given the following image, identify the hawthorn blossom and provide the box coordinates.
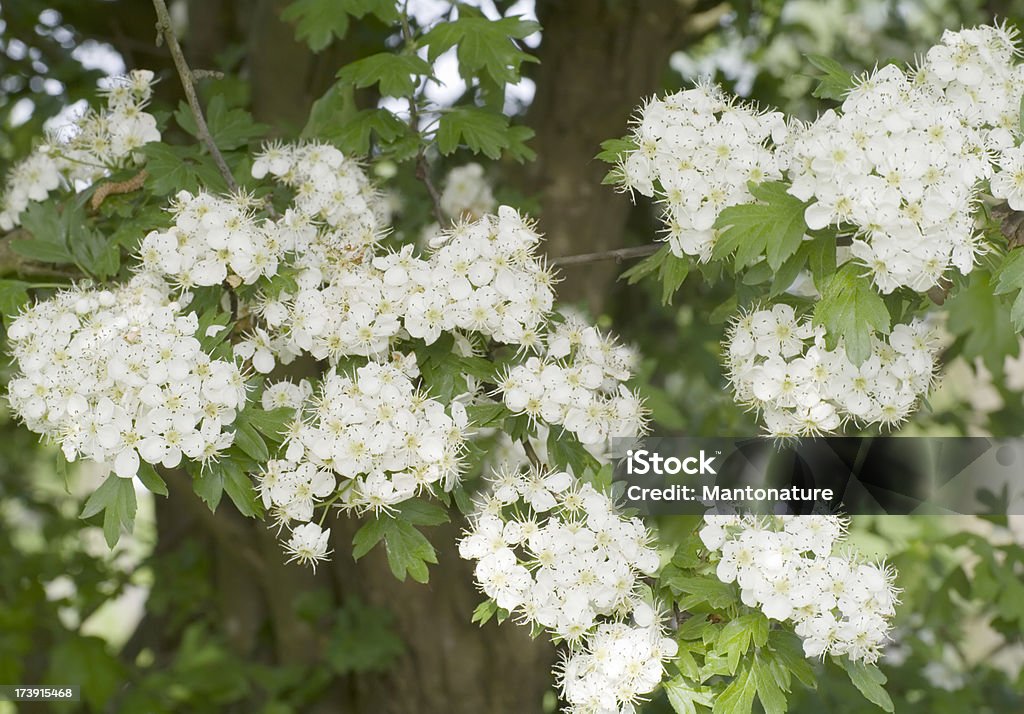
[702,514,899,663]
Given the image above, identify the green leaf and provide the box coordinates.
[351,513,439,582]
[994,248,1024,332]
[0,279,30,326]
[303,81,357,140]
[65,201,121,279]
[10,237,76,264]
[337,52,433,97]
[436,106,530,160]
[136,462,168,497]
[546,428,602,475]
[713,663,756,714]
[221,459,261,517]
[332,107,411,157]
[660,253,690,305]
[813,262,891,365]
[471,599,499,626]
[504,124,537,162]
[209,96,268,149]
[383,519,437,583]
[596,137,637,164]
[665,575,738,610]
[836,658,894,713]
[664,676,713,714]
[621,246,670,285]
[805,54,854,101]
[769,630,816,689]
[19,200,63,240]
[243,407,295,443]
[193,466,225,512]
[352,517,388,559]
[807,235,837,291]
[719,615,761,674]
[101,477,137,548]
[947,269,1020,375]
[177,96,269,150]
[141,143,226,195]
[281,0,399,51]
[675,614,710,641]
[421,15,540,85]
[752,653,788,714]
[713,181,809,270]
[397,498,450,526]
[232,420,270,463]
[196,306,233,352]
[13,199,89,268]
[80,474,123,519]
[281,0,351,51]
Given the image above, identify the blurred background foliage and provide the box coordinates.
[1,0,1024,712]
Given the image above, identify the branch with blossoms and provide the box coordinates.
[603,23,1024,439]
[7,8,1024,714]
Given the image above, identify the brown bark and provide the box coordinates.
[522,0,724,312]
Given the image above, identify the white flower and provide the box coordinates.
[284,522,332,571]
[440,163,496,220]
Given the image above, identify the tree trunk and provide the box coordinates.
[522,0,725,313]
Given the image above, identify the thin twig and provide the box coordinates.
[416,152,446,226]
[521,438,544,471]
[398,1,446,227]
[551,243,661,267]
[151,0,239,193]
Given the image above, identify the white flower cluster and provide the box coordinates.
[497,314,646,446]
[619,25,1024,293]
[923,23,1024,146]
[0,70,160,230]
[250,206,556,367]
[440,162,496,220]
[6,274,245,479]
[139,191,287,287]
[460,469,674,713]
[785,26,1023,293]
[558,615,679,714]
[262,357,467,518]
[252,141,386,268]
[412,207,555,342]
[700,514,899,663]
[725,305,938,436]
[618,82,788,261]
